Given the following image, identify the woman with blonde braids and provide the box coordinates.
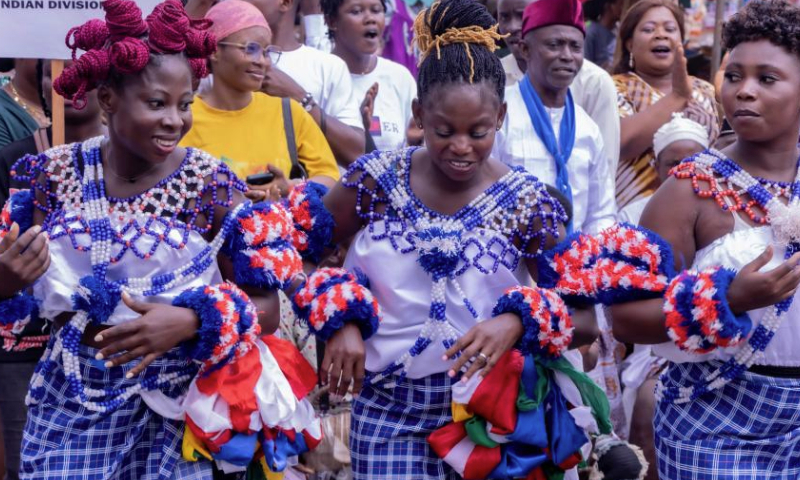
[290,0,599,477]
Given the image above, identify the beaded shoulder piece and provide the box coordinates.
[659,149,800,403]
[343,149,568,382]
[11,137,246,262]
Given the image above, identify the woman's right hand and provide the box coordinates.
[727,247,800,315]
[0,223,50,299]
[671,39,693,101]
[320,323,366,399]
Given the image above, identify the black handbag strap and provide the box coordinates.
[281,97,307,179]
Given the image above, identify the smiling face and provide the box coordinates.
[328,0,385,56]
[521,24,584,94]
[627,6,681,76]
[100,54,194,163]
[721,39,800,144]
[211,26,272,93]
[412,82,506,183]
[497,0,531,64]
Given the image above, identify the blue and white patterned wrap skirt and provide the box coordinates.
[351,372,459,480]
[655,361,800,479]
[20,338,213,480]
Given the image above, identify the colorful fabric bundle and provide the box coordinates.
[176,284,322,475]
[222,201,303,290]
[285,181,334,263]
[492,286,574,359]
[292,267,381,341]
[0,293,39,338]
[663,266,751,355]
[537,223,675,306]
[429,350,615,480]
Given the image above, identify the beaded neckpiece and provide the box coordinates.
[12,139,245,263]
[25,137,247,411]
[343,149,567,382]
[659,149,800,404]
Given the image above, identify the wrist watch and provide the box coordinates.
[300,92,316,112]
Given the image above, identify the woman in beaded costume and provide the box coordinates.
[610,1,800,478]
[0,1,321,478]
[283,0,605,478]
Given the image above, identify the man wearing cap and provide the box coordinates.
[493,0,616,236]
[497,0,620,171]
[492,0,620,441]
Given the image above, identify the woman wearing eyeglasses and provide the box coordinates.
[180,0,339,199]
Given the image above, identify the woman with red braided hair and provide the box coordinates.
[0,0,322,478]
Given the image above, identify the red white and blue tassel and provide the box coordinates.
[537,223,675,306]
[492,286,573,359]
[292,267,381,342]
[663,266,752,356]
[285,181,334,263]
[223,201,303,291]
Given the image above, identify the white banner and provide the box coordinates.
[0,0,162,59]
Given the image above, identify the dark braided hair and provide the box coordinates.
[723,0,800,59]
[414,0,506,103]
[321,0,387,39]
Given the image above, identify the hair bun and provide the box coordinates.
[54,49,111,109]
[109,37,151,74]
[147,0,191,53]
[104,0,147,40]
[66,19,110,60]
[414,0,503,63]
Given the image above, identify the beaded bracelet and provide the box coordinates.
[172,282,261,375]
[285,181,334,264]
[292,267,381,342]
[222,201,303,291]
[0,188,34,239]
[664,266,752,355]
[537,223,675,306]
[492,286,573,359]
[0,292,39,335]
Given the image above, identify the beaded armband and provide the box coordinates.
[492,286,573,359]
[222,201,303,291]
[0,189,34,240]
[537,223,675,306]
[664,266,751,355]
[292,267,381,341]
[285,181,334,263]
[172,282,261,375]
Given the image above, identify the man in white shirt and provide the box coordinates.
[497,0,620,171]
[493,0,616,235]
[246,0,365,167]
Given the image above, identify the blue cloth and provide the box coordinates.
[350,372,458,480]
[20,339,212,480]
[519,76,576,232]
[655,361,800,479]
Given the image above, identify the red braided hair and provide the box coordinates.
[54,0,216,109]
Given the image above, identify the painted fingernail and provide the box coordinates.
[94,334,103,342]
[104,361,113,368]
[442,355,448,361]
[126,372,134,379]
[95,352,104,360]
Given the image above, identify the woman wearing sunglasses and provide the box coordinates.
[181,0,339,199]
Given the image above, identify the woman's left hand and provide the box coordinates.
[94,292,199,378]
[443,313,524,382]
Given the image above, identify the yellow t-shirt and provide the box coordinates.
[180,92,339,181]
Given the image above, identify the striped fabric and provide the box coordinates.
[613,72,719,209]
[655,361,800,479]
[20,340,213,480]
[350,373,458,480]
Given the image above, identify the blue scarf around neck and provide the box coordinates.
[519,76,576,232]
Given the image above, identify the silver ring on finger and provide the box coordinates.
[477,352,489,364]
